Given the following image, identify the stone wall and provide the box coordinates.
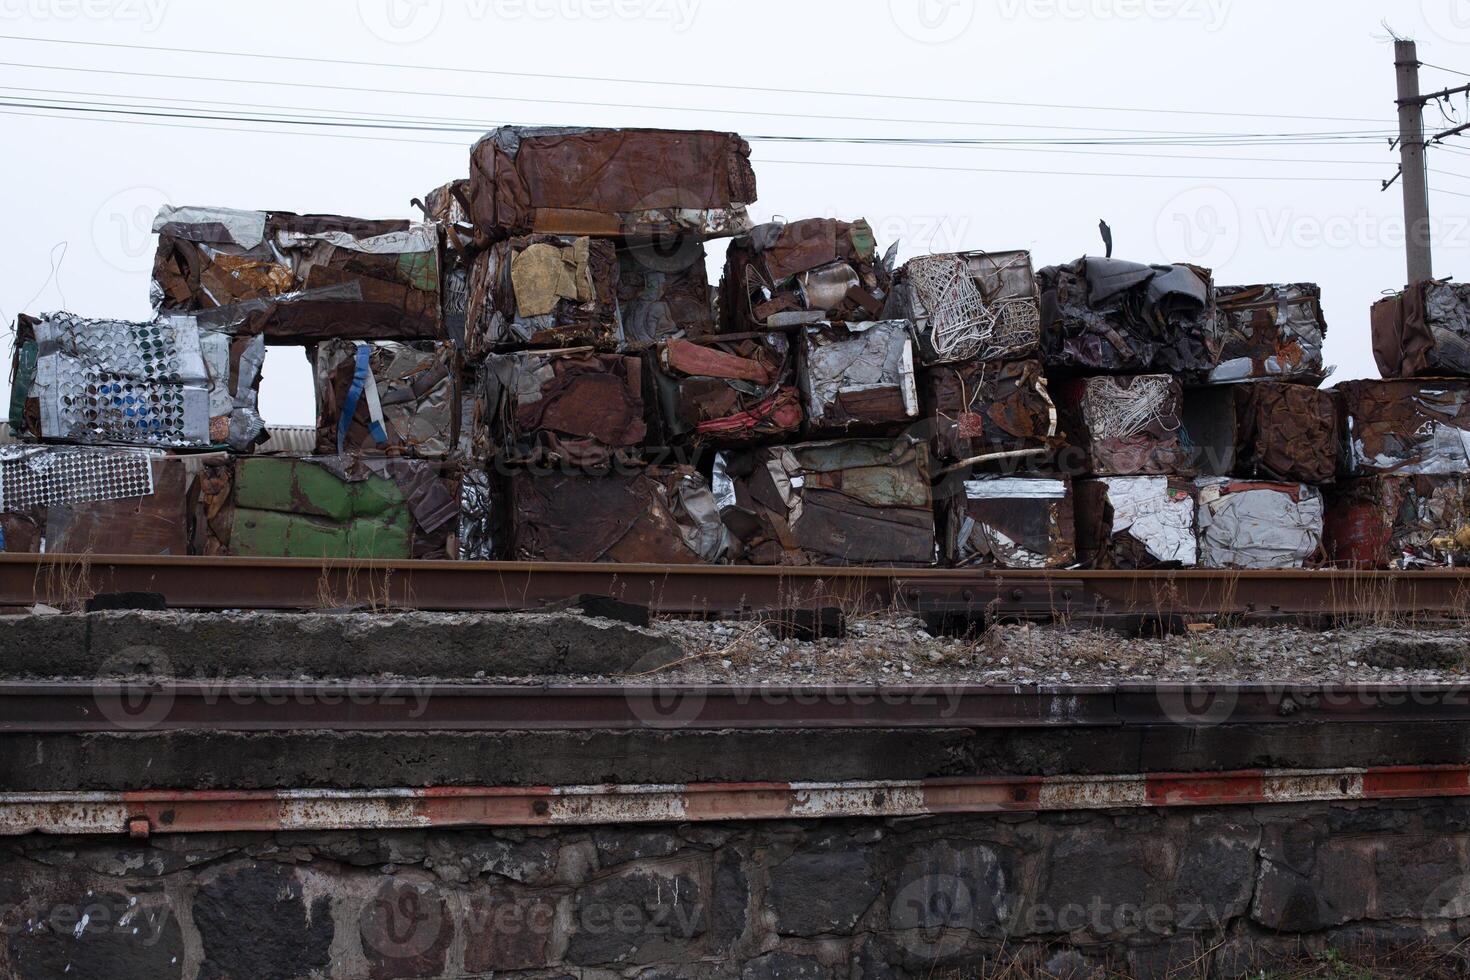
[6,799,1470,979]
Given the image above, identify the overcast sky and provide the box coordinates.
[1,0,1466,423]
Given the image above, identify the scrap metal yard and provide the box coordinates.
[6,6,1470,979]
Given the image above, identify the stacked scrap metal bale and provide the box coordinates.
[1323,282,1470,568]
[1039,259,1333,570]
[6,121,1470,571]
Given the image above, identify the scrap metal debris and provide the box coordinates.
[4,124,1466,571]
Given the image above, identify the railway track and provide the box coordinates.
[5,553,1470,619]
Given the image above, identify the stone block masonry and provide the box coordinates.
[7,799,1470,978]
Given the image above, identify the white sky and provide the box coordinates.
[0,0,1466,424]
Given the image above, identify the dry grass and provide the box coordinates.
[313,557,413,612]
[31,550,95,612]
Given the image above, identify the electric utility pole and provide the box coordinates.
[1395,39,1434,286]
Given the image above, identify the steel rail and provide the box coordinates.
[4,681,1470,732]
[7,766,1470,836]
[4,554,1470,617]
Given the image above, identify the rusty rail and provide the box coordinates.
[3,681,1470,733]
[5,554,1470,619]
[7,766,1470,836]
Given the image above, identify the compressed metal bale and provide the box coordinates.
[922,358,1060,466]
[720,218,893,332]
[1181,381,1338,485]
[1211,283,1328,383]
[1335,379,1470,476]
[1195,478,1324,570]
[646,335,802,449]
[200,455,465,560]
[480,350,646,467]
[1324,474,1470,569]
[800,320,920,435]
[885,249,1041,366]
[463,234,622,356]
[618,238,716,348]
[0,447,209,556]
[1075,476,1198,569]
[937,474,1075,569]
[151,206,443,342]
[313,340,459,459]
[8,311,262,450]
[507,466,728,563]
[468,125,756,240]
[1055,375,1189,477]
[1039,257,1220,377]
[713,438,935,567]
[1372,279,1470,379]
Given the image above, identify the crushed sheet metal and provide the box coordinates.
[5,767,1469,834]
[886,249,1041,365]
[1337,379,1470,476]
[19,312,211,448]
[1324,474,1470,569]
[1212,283,1328,383]
[1196,479,1325,570]
[0,446,156,512]
[1372,279,1470,378]
[1077,476,1198,569]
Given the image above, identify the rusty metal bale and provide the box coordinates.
[1212,283,1328,383]
[719,218,892,333]
[1372,279,1470,379]
[936,474,1076,569]
[1039,256,1219,378]
[713,437,934,566]
[885,249,1042,366]
[1055,375,1189,477]
[1324,474,1470,569]
[1075,476,1198,569]
[468,126,756,241]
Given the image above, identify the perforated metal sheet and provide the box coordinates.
[32,313,210,447]
[0,446,156,512]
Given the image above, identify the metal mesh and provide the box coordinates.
[907,254,1040,362]
[0,447,156,512]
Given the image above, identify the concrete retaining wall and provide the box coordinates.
[6,799,1470,979]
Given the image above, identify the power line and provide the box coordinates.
[1423,61,1470,79]
[0,86,1399,163]
[0,33,1396,126]
[0,103,1381,184]
[0,58,1396,142]
[0,91,1395,149]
